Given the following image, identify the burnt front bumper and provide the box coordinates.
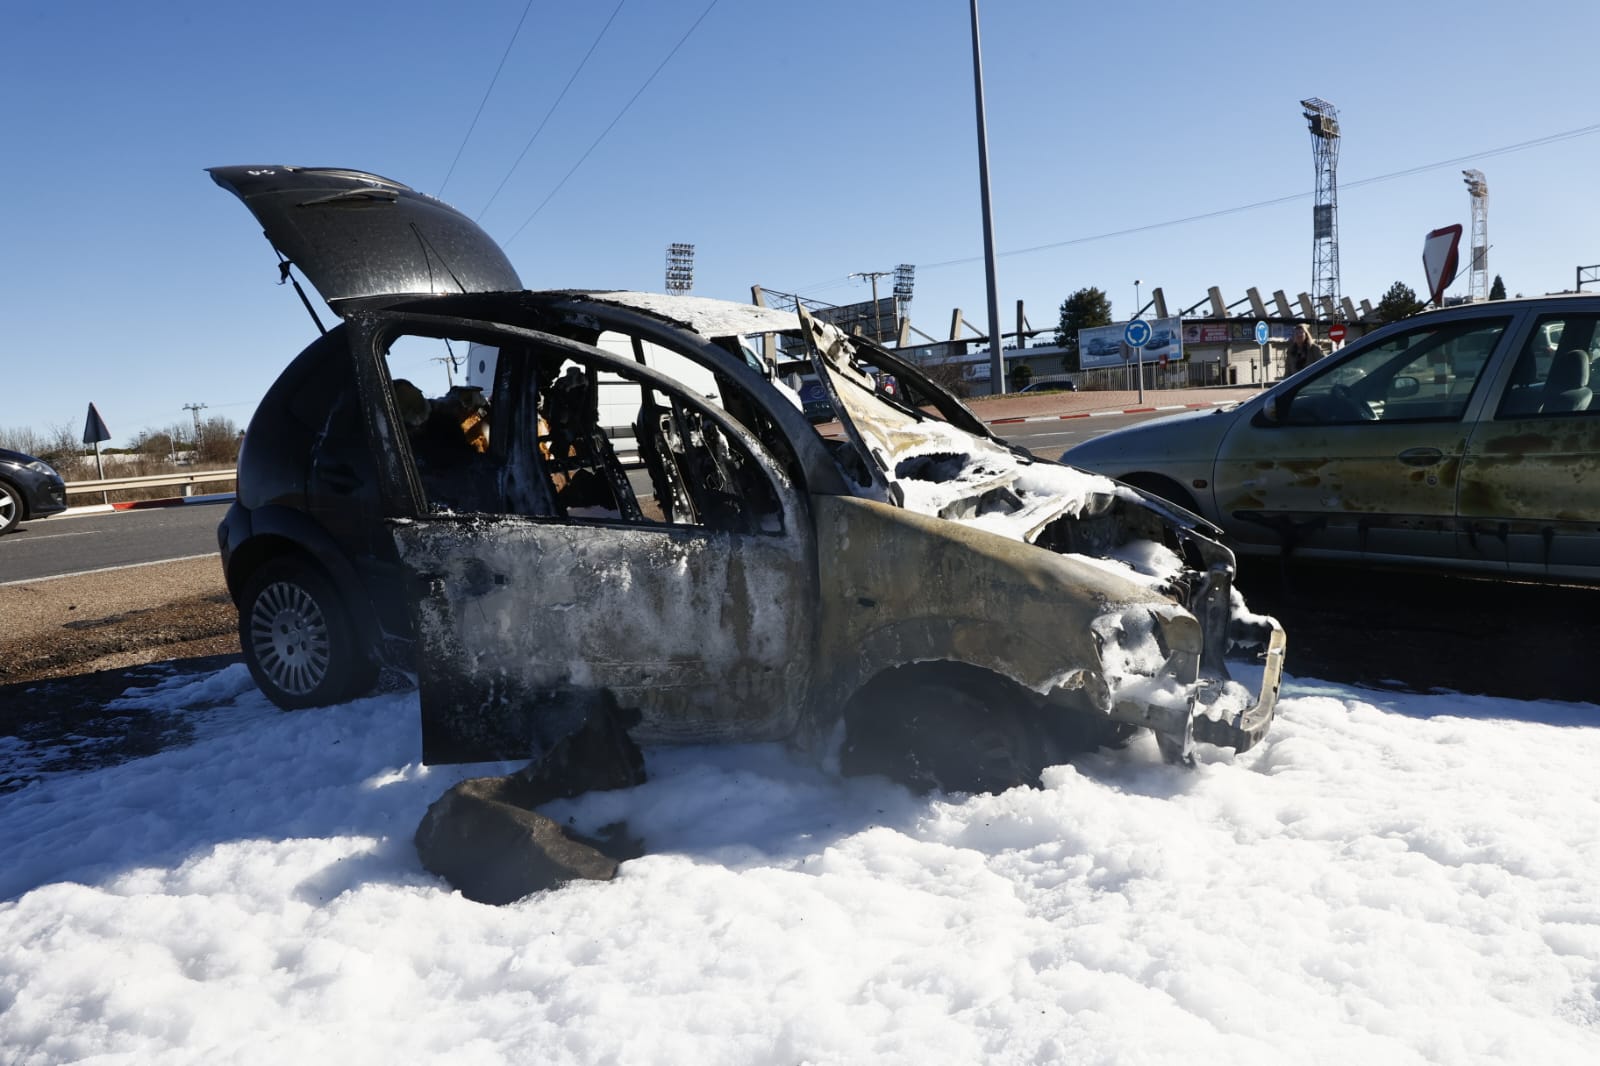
[1064,563,1287,762]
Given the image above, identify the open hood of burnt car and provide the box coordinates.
[208,165,522,314]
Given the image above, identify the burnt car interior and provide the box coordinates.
[383,327,787,537]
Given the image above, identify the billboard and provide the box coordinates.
[812,298,899,343]
[1078,317,1183,369]
[1180,321,1296,345]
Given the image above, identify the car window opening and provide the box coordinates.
[387,335,785,536]
[1280,318,1511,426]
[1497,313,1600,419]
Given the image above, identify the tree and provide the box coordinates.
[132,428,176,457]
[1011,363,1033,389]
[1374,281,1426,324]
[1489,274,1507,301]
[196,415,243,465]
[1054,287,1112,372]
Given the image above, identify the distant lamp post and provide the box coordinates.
[850,269,894,341]
[969,0,1004,394]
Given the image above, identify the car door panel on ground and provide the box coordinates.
[1458,310,1600,580]
[1211,315,1514,563]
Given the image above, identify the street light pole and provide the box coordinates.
[850,270,893,340]
[969,0,1005,395]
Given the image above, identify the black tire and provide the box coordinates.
[238,557,376,709]
[840,666,1044,796]
[0,479,22,535]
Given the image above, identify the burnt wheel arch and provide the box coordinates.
[838,662,1054,796]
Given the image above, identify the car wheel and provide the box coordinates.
[238,557,375,709]
[0,479,20,535]
[841,666,1043,795]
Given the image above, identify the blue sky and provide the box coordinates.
[3,0,1597,446]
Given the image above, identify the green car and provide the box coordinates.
[1064,295,1600,584]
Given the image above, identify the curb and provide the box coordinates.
[982,399,1237,427]
[57,493,235,520]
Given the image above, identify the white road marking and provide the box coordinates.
[0,552,221,588]
[12,529,102,542]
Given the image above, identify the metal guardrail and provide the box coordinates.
[65,468,238,497]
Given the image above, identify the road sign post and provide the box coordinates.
[1124,318,1152,402]
[1254,320,1269,384]
[83,402,112,504]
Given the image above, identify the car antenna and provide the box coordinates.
[276,252,328,335]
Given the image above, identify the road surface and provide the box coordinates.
[1,501,227,586]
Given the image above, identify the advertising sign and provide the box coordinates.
[1077,324,1127,368]
[1079,316,1183,369]
[812,298,899,343]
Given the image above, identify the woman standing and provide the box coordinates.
[1284,324,1324,376]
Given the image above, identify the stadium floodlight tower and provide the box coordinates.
[1301,97,1342,319]
[1463,169,1489,302]
[893,263,915,330]
[665,242,695,296]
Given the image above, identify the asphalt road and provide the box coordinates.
[996,410,1166,458]
[0,501,228,585]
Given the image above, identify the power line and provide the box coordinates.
[787,121,1600,291]
[438,0,537,199]
[474,0,629,221]
[500,0,721,248]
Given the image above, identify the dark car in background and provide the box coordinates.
[1063,294,1600,586]
[1017,378,1079,394]
[0,447,68,535]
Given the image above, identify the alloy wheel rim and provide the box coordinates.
[0,486,16,525]
[250,580,331,696]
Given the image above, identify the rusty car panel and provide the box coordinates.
[1061,299,1600,586]
[394,516,815,763]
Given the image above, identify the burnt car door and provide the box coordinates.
[1210,314,1512,562]
[347,312,819,764]
[1458,308,1600,580]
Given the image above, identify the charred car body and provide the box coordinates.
[213,165,1285,789]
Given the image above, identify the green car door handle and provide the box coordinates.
[1397,447,1445,467]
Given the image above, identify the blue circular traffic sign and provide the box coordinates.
[1254,320,1269,345]
[1124,319,1152,348]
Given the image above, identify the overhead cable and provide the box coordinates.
[501,0,721,247]
[438,0,537,198]
[475,0,630,221]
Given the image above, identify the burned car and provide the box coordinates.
[212,165,1285,790]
